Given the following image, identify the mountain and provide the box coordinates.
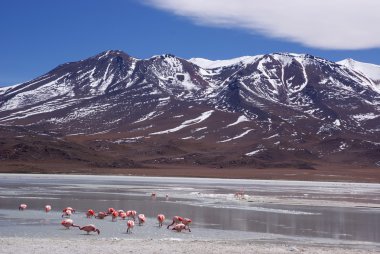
[0,50,379,177]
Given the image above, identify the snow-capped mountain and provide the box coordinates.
[338,58,380,84]
[0,50,379,170]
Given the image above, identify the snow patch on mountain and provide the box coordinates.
[218,129,254,143]
[338,59,380,82]
[189,56,261,69]
[245,149,265,156]
[338,58,380,93]
[0,83,22,95]
[1,75,73,111]
[352,113,379,121]
[150,110,214,135]
[226,115,250,127]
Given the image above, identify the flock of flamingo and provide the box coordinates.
[17,193,192,235]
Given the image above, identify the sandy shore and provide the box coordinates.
[1,237,379,254]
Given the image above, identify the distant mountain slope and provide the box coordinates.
[0,50,379,171]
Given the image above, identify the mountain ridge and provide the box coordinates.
[0,50,379,176]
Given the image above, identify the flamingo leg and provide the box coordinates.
[167,221,175,229]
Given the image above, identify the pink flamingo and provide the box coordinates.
[63,207,75,213]
[126,220,135,233]
[95,212,108,219]
[111,211,119,221]
[61,219,80,229]
[167,216,183,229]
[117,210,125,215]
[234,189,246,200]
[62,209,72,218]
[45,205,51,213]
[126,210,137,221]
[138,214,146,226]
[157,214,165,227]
[151,192,156,199]
[86,209,95,218]
[79,224,100,235]
[107,208,115,215]
[172,223,190,232]
[19,204,27,211]
[119,212,127,220]
[182,218,192,232]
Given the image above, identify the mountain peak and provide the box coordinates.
[338,58,380,83]
[94,50,131,60]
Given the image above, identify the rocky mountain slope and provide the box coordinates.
[0,50,379,174]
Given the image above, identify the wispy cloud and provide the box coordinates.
[144,0,380,50]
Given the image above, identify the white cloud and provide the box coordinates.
[144,0,380,50]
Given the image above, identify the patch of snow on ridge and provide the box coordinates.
[245,149,264,156]
[193,127,207,132]
[189,56,261,69]
[338,142,348,151]
[226,115,249,127]
[0,98,79,122]
[134,111,156,123]
[0,83,21,95]
[333,119,341,127]
[113,136,144,144]
[338,59,380,82]
[1,75,73,111]
[150,110,214,135]
[338,58,380,93]
[218,129,254,143]
[179,73,198,91]
[352,113,379,121]
[264,134,279,140]
[293,58,309,93]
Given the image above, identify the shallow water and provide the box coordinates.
[0,174,379,243]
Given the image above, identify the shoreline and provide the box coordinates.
[1,162,380,183]
[1,237,379,254]
[0,172,380,186]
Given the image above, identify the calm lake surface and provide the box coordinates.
[0,174,379,243]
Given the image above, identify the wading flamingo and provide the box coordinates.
[19,204,27,211]
[138,214,146,226]
[79,224,100,235]
[61,219,80,229]
[157,214,165,227]
[117,210,125,215]
[167,216,183,229]
[119,212,127,220]
[62,209,72,218]
[63,207,75,213]
[107,208,115,215]
[182,218,192,232]
[45,205,51,213]
[95,212,108,219]
[126,210,137,221]
[165,194,169,201]
[172,223,190,232]
[151,192,156,199]
[234,190,246,200]
[111,211,119,221]
[86,209,95,218]
[126,220,134,233]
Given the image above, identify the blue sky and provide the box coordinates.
[1,0,379,86]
